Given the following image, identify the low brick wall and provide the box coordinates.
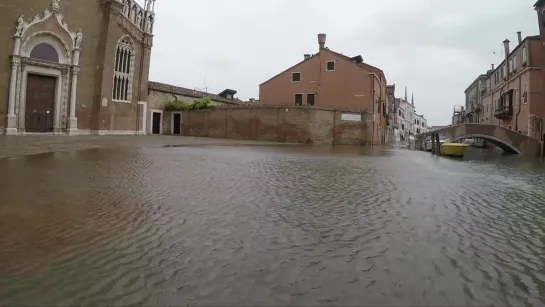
[175,106,372,145]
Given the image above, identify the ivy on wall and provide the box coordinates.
[164,97,217,111]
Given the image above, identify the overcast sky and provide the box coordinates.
[147,0,538,126]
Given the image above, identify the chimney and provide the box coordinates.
[503,39,510,74]
[491,64,495,70]
[304,54,311,60]
[318,33,326,51]
[517,31,522,44]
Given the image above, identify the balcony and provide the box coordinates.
[474,104,482,112]
[494,106,513,119]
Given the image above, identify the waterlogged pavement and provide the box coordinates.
[1,139,545,306]
[0,135,291,159]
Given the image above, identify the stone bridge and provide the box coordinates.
[415,124,542,156]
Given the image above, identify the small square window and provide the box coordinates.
[306,93,315,106]
[292,72,301,82]
[295,94,303,106]
[326,61,335,71]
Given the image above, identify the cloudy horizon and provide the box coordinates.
[145,0,538,126]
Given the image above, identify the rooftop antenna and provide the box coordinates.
[194,77,208,97]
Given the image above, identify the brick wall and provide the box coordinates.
[147,88,239,135]
[177,106,372,145]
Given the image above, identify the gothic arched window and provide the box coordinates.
[112,37,134,102]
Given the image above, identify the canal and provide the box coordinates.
[0,144,544,306]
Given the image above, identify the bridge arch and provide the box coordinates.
[449,134,520,154]
[415,124,542,157]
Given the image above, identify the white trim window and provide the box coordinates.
[113,37,135,102]
[522,46,527,64]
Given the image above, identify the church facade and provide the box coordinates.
[0,0,155,135]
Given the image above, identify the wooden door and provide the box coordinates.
[152,112,161,134]
[172,113,181,135]
[25,74,55,133]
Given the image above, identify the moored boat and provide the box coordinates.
[424,138,445,152]
[440,142,469,157]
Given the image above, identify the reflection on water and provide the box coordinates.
[1,145,545,306]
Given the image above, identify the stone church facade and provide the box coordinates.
[0,0,155,135]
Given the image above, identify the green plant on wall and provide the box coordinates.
[165,100,189,111]
[190,97,216,110]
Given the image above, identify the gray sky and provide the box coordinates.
[147,0,538,126]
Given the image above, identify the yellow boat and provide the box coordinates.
[440,142,469,157]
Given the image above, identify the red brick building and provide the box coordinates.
[259,34,389,145]
[480,35,543,138]
[1,0,154,135]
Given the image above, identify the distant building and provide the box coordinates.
[386,84,397,142]
[453,2,545,139]
[480,34,541,137]
[452,105,465,125]
[259,33,388,145]
[395,87,416,140]
[218,89,238,101]
[464,74,488,123]
[415,114,428,134]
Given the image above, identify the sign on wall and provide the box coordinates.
[341,113,361,121]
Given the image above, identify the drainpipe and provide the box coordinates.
[369,75,375,144]
[515,75,522,132]
[502,39,511,131]
[315,33,325,106]
[368,72,383,145]
[528,115,534,137]
[503,39,510,76]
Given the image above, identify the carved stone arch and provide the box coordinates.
[117,34,135,50]
[18,9,79,55]
[21,31,71,65]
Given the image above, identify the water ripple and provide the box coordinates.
[0,146,544,306]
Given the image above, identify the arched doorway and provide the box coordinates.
[25,43,61,132]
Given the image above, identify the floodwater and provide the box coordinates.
[1,144,545,306]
